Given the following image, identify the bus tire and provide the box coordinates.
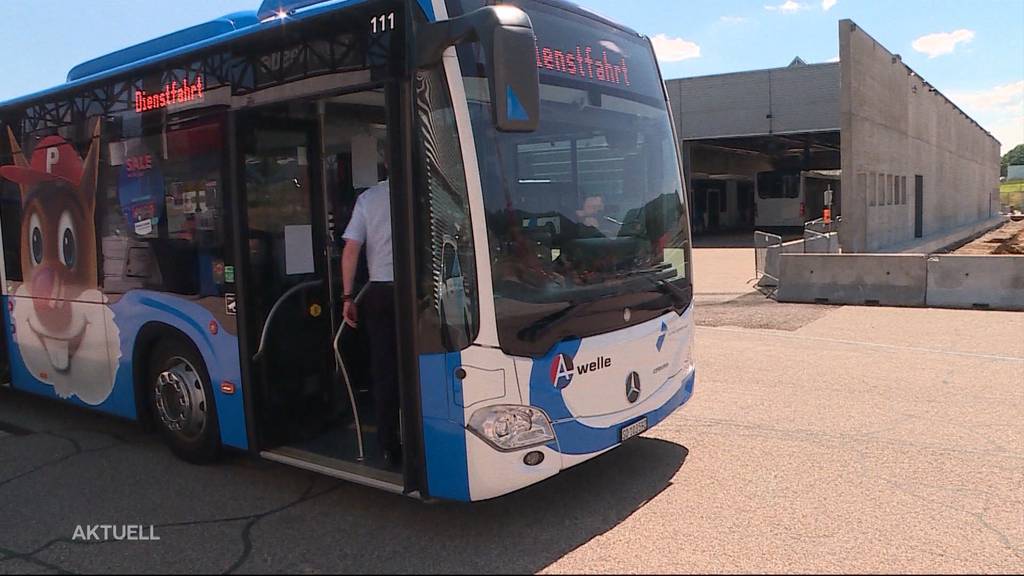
[146,338,221,464]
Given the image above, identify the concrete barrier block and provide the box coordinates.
[926,255,1024,311]
[777,254,927,306]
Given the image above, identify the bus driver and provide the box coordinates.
[340,143,401,467]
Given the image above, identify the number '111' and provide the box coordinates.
[371,12,396,33]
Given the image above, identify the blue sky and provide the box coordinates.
[1,0,1021,151]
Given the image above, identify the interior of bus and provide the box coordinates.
[240,87,401,480]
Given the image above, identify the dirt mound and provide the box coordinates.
[993,229,1024,255]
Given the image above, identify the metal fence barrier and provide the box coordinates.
[754,231,783,288]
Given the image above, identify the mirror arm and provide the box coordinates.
[414,5,540,132]
[415,6,533,67]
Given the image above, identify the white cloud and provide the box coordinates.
[948,81,1024,153]
[650,34,702,62]
[765,1,806,13]
[720,15,750,24]
[822,0,838,10]
[911,29,976,59]
[948,80,1024,112]
[827,55,840,62]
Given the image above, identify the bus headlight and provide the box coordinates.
[467,405,555,452]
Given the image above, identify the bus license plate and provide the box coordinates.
[620,418,648,443]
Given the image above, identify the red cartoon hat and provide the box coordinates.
[0,136,85,188]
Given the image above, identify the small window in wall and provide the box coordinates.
[860,173,871,207]
[901,176,908,205]
[894,175,901,205]
[886,174,893,205]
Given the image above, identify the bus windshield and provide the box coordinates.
[453,0,692,356]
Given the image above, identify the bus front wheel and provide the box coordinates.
[147,338,222,464]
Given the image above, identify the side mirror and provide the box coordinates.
[417,6,540,132]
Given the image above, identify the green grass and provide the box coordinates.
[1002,181,1024,208]
[1002,181,1024,194]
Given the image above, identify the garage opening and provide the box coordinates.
[686,131,841,247]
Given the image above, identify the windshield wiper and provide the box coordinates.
[516,300,584,343]
[648,276,692,308]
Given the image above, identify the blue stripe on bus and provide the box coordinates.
[418,352,470,502]
[124,292,248,450]
[540,367,695,456]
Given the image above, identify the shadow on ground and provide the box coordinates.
[0,388,688,574]
[695,291,841,331]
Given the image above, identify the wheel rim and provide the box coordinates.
[153,356,207,442]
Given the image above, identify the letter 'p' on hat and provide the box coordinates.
[0,136,85,188]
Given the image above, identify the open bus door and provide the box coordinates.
[234,92,411,494]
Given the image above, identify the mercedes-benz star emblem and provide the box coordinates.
[626,372,641,403]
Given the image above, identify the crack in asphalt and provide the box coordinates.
[0,468,343,575]
[877,475,1024,561]
[0,431,122,490]
[0,410,351,574]
[222,479,344,574]
[0,544,74,574]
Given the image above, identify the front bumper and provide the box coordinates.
[464,367,696,501]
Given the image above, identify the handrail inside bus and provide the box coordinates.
[333,284,370,462]
[252,279,324,362]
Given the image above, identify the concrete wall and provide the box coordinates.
[889,215,1006,255]
[776,253,1024,310]
[926,255,1024,310]
[669,63,840,140]
[776,254,928,306]
[838,20,1002,253]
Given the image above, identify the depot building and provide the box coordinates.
[667,19,1002,253]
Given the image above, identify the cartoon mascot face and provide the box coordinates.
[1,121,119,405]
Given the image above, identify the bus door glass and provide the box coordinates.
[239,89,404,479]
[239,112,335,446]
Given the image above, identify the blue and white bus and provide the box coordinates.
[0,0,694,501]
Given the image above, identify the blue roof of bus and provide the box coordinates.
[0,0,383,111]
[66,12,261,83]
[0,0,638,112]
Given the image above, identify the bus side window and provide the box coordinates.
[100,115,226,297]
[414,67,480,353]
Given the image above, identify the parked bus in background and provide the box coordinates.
[0,0,695,501]
[755,169,840,229]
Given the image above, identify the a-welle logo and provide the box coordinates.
[549,353,613,390]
